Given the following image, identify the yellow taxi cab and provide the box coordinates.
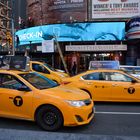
[0,69,94,131]
[62,69,140,102]
[30,61,69,84]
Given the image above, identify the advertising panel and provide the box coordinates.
[0,56,30,71]
[89,0,140,20]
[89,61,120,70]
[16,22,125,45]
[9,56,30,71]
[44,0,87,23]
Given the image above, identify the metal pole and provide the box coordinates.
[54,36,69,75]
[11,0,15,56]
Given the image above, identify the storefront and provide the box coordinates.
[16,21,126,73]
[65,43,127,73]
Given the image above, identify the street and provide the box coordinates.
[0,102,140,137]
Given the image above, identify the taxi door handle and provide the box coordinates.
[87,82,92,85]
[112,84,118,87]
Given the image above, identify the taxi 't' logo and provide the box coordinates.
[13,96,23,107]
[128,87,135,94]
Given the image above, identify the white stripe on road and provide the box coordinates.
[95,111,140,115]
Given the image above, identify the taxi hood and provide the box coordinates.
[43,85,89,100]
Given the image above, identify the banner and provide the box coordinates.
[89,0,140,20]
[16,22,125,45]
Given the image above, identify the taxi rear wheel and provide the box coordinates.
[35,105,63,131]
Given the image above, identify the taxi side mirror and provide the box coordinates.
[131,79,137,84]
[43,69,50,74]
[18,86,31,92]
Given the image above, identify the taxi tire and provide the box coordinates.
[35,105,63,131]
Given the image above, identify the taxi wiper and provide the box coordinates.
[50,84,59,88]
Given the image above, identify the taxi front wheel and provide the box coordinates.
[35,105,64,131]
[81,89,92,99]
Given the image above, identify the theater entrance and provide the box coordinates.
[65,52,124,74]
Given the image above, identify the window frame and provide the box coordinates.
[0,73,31,91]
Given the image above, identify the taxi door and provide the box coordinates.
[81,72,112,101]
[0,74,33,119]
[109,72,140,101]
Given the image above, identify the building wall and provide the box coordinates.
[14,0,27,29]
[27,0,87,25]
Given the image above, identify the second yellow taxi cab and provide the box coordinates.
[30,61,69,84]
[62,69,140,102]
[0,69,94,131]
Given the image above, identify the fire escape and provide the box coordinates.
[0,0,11,51]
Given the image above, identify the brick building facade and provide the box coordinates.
[27,0,87,25]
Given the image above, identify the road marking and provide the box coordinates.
[95,111,140,115]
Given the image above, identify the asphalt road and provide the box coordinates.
[0,102,140,137]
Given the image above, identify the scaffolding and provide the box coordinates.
[0,0,12,49]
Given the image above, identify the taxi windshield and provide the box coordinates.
[44,63,56,71]
[19,72,58,89]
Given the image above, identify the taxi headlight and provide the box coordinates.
[65,100,86,107]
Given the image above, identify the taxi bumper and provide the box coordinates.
[62,102,94,126]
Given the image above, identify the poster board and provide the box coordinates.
[89,61,120,70]
[0,56,30,71]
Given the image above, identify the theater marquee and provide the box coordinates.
[66,45,127,52]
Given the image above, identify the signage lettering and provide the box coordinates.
[128,87,135,94]
[66,45,127,51]
[19,31,43,40]
[13,96,23,107]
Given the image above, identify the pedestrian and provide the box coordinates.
[15,35,20,48]
[71,61,77,75]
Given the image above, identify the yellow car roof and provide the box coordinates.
[30,61,44,64]
[0,69,30,75]
[76,69,125,76]
[88,69,123,72]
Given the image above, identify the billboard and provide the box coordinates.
[16,22,125,45]
[42,0,87,24]
[89,0,140,20]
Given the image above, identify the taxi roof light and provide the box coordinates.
[0,55,30,72]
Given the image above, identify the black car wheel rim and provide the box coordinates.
[43,112,57,126]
